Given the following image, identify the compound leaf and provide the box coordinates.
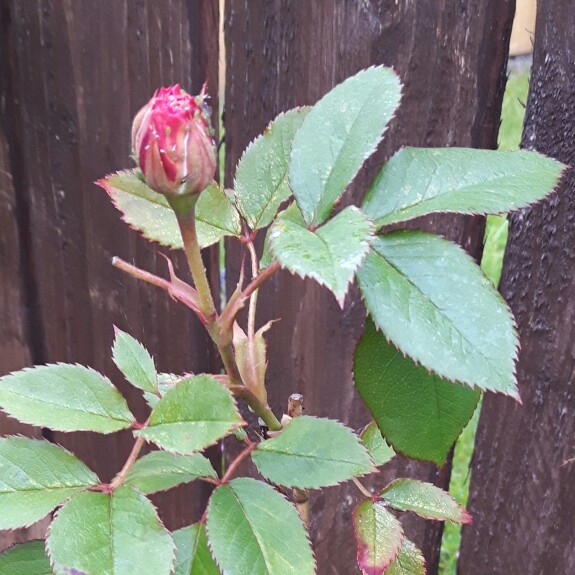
[290,66,401,226]
[353,498,404,575]
[252,415,374,489]
[0,363,134,433]
[363,147,565,228]
[234,107,310,229]
[354,318,480,466]
[206,478,315,575]
[0,437,98,530]
[0,541,52,575]
[137,375,243,455]
[125,451,216,494]
[381,479,471,524]
[47,487,175,575]
[270,205,373,306]
[357,231,519,397]
[112,327,157,393]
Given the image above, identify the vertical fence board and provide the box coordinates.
[459,1,575,573]
[224,1,514,572]
[0,0,219,544]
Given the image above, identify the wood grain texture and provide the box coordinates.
[459,1,575,573]
[224,1,514,572]
[0,0,219,543]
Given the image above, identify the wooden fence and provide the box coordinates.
[0,1,573,573]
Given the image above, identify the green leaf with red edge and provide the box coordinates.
[0,437,99,530]
[233,107,310,229]
[0,363,135,433]
[251,415,375,489]
[360,422,395,467]
[206,478,315,575]
[357,231,519,397]
[353,498,404,575]
[125,451,217,494]
[137,375,244,455]
[362,147,566,229]
[289,66,402,226]
[98,170,241,249]
[47,487,175,575]
[172,523,220,575]
[269,205,373,306]
[112,327,157,393]
[384,539,426,575]
[381,479,471,524]
[0,541,52,575]
[354,318,480,466]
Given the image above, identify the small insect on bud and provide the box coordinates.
[131,84,216,197]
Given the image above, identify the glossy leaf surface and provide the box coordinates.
[125,451,216,494]
[173,523,220,575]
[384,539,426,575]
[360,422,395,467]
[252,415,374,488]
[363,147,565,228]
[381,479,471,524]
[354,319,480,465]
[112,327,157,393]
[207,478,315,575]
[0,363,134,433]
[353,498,404,574]
[357,231,519,397]
[99,170,241,249]
[270,205,373,305]
[0,437,98,529]
[138,375,243,454]
[0,541,52,575]
[234,107,310,229]
[47,487,175,575]
[290,66,401,226]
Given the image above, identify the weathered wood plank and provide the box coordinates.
[0,0,219,540]
[224,1,514,572]
[459,1,575,573]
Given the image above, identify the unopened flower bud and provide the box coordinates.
[131,84,216,196]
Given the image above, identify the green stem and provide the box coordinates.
[168,195,216,321]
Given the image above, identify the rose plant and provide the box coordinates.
[0,68,565,575]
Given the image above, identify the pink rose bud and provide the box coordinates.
[131,84,216,196]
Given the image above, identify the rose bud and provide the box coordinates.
[131,84,216,196]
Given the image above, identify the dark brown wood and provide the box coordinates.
[224,1,514,573]
[458,2,575,573]
[0,0,219,545]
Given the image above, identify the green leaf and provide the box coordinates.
[0,363,135,433]
[354,318,481,465]
[270,205,373,305]
[0,541,52,575]
[357,231,519,397]
[98,170,241,249]
[384,539,426,575]
[289,66,401,226]
[360,422,395,467]
[143,373,181,409]
[353,498,404,575]
[138,375,244,454]
[252,415,374,488]
[173,523,220,575]
[125,451,217,494]
[206,478,315,575]
[363,148,565,228]
[381,479,471,524]
[0,437,98,530]
[112,327,157,393]
[47,487,175,575]
[234,107,310,229]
